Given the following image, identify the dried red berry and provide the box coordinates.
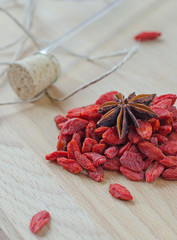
[158,125,172,136]
[138,140,165,161]
[143,158,154,171]
[120,150,144,172]
[87,166,104,182]
[92,143,106,154]
[102,127,127,145]
[136,120,152,140]
[104,146,118,159]
[149,118,160,132]
[54,114,68,125]
[109,183,133,200]
[160,156,177,167]
[150,106,170,120]
[67,139,80,159]
[145,162,164,183]
[160,141,177,155]
[102,157,120,171]
[84,152,106,167]
[120,166,144,181]
[161,167,177,180]
[30,210,51,234]
[153,94,177,106]
[153,99,173,109]
[134,31,161,41]
[95,91,118,105]
[45,151,68,161]
[86,121,96,139]
[95,126,109,138]
[61,118,88,135]
[168,132,177,141]
[57,134,68,151]
[82,138,97,153]
[57,157,82,174]
[75,151,96,171]
[81,105,102,120]
[128,127,141,144]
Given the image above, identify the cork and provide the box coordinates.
[7,53,61,100]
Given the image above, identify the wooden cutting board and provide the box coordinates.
[0,0,177,239]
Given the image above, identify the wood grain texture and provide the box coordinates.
[0,0,177,239]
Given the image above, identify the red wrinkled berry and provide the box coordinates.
[104,146,118,159]
[75,151,96,171]
[134,31,161,41]
[84,152,106,167]
[120,166,144,181]
[95,91,118,105]
[160,156,177,167]
[61,118,88,135]
[145,162,164,183]
[102,157,120,171]
[120,150,144,172]
[161,167,177,180]
[92,143,106,154]
[136,120,152,140]
[109,184,133,200]
[45,151,68,161]
[30,210,51,234]
[57,157,82,174]
[87,166,104,182]
[82,138,97,153]
[160,141,177,155]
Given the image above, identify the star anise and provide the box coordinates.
[97,92,158,139]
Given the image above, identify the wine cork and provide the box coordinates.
[7,53,61,100]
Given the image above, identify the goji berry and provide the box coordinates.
[160,112,173,125]
[153,99,173,109]
[120,150,144,172]
[61,118,88,135]
[95,91,118,105]
[129,144,139,153]
[87,166,104,182]
[120,166,144,181]
[134,31,161,41]
[138,140,165,161]
[148,118,160,132]
[84,152,106,167]
[57,134,68,151]
[145,162,164,183]
[168,131,177,141]
[92,143,106,154]
[102,127,127,145]
[153,94,177,105]
[128,127,141,144]
[142,158,154,171]
[82,138,97,153]
[54,114,68,125]
[58,123,65,130]
[66,106,87,118]
[158,125,172,136]
[150,136,158,147]
[109,183,133,200]
[95,126,109,138]
[161,167,177,180]
[67,139,80,159]
[72,132,81,150]
[160,156,177,167]
[152,134,167,143]
[136,120,152,140]
[172,122,177,131]
[30,210,51,234]
[57,157,82,174]
[160,141,177,155]
[102,157,120,171]
[75,151,96,171]
[81,105,102,120]
[45,151,68,161]
[86,120,96,139]
[150,106,170,120]
[117,142,132,157]
[104,146,118,159]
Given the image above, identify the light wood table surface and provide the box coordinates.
[0,0,177,239]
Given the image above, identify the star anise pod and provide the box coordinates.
[97,92,158,139]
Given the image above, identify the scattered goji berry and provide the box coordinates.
[45,151,68,161]
[148,118,160,132]
[109,183,133,200]
[142,158,154,171]
[54,114,68,125]
[86,120,96,139]
[104,146,118,158]
[61,118,88,135]
[120,150,144,172]
[158,125,172,136]
[66,106,87,118]
[129,144,139,153]
[84,152,106,167]
[128,127,141,144]
[153,99,172,109]
[30,210,51,234]
[75,151,96,171]
[152,134,168,143]
[117,142,132,157]
[57,157,82,174]
[102,157,120,171]
[95,126,109,138]
[160,141,177,155]
[82,138,97,153]
[95,91,118,105]
[72,132,82,150]
[138,140,165,161]
[134,31,161,41]
[168,131,177,141]
[145,162,164,183]
[92,143,106,154]
[136,120,152,140]
[161,167,177,180]
[81,105,102,120]
[150,136,158,147]
[153,94,177,105]
[57,134,68,151]
[87,166,104,182]
[67,139,80,159]
[150,106,170,120]
[102,127,127,145]
[120,166,144,181]
[160,156,177,167]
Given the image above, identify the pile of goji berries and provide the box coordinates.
[45,91,177,201]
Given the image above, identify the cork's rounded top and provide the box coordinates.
[7,53,61,100]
